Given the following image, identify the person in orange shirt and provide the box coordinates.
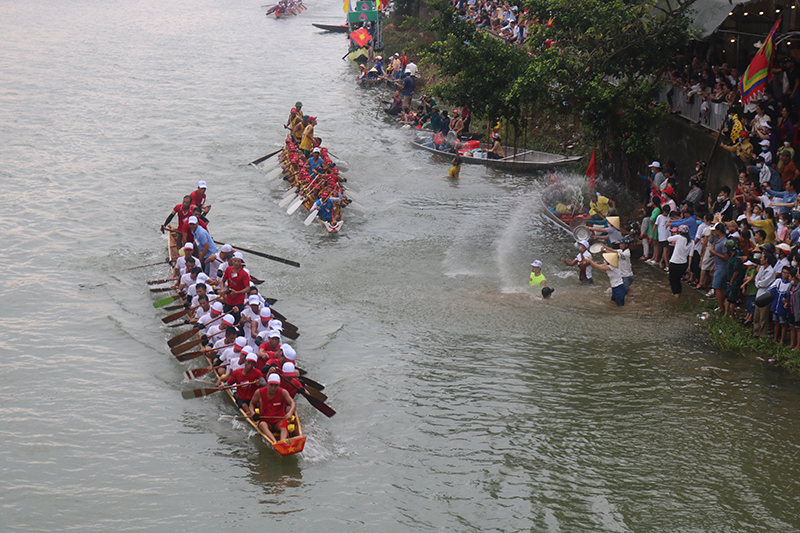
[777,150,800,188]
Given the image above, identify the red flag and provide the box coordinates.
[741,18,781,105]
[585,148,597,190]
[349,28,372,48]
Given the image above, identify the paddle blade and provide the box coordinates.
[282,188,298,199]
[162,303,184,311]
[301,392,335,418]
[167,328,197,348]
[171,337,203,356]
[272,435,306,456]
[186,367,213,380]
[287,197,304,215]
[347,201,366,214]
[278,193,297,208]
[147,278,176,285]
[153,295,178,308]
[262,157,281,171]
[175,349,207,362]
[162,308,189,324]
[181,387,220,400]
[265,167,284,181]
[343,189,363,202]
[304,210,319,226]
[149,286,174,293]
[302,384,327,402]
[298,375,324,391]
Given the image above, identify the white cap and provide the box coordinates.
[222,314,235,325]
[184,242,194,249]
[281,344,296,361]
[282,362,296,375]
[267,373,281,384]
[268,330,281,339]
[260,307,273,319]
[312,147,321,153]
[234,337,247,348]
[242,345,254,354]
[531,260,542,268]
[197,180,207,188]
[394,52,399,56]
[220,244,233,253]
[744,260,756,266]
[649,161,660,168]
[211,301,224,314]
[196,273,208,284]
[233,252,244,260]
[760,139,771,146]
[579,240,590,249]
[248,295,260,305]
[268,319,283,331]
[188,216,198,224]
[376,55,382,60]
[245,353,258,362]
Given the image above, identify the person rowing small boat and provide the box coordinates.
[250,373,297,444]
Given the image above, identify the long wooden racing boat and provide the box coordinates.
[411,136,583,173]
[163,230,306,455]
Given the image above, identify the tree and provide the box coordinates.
[424,0,696,185]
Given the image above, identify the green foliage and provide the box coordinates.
[423,0,695,171]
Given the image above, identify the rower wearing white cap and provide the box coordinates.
[208,326,238,361]
[208,243,234,283]
[173,242,194,280]
[215,335,246,369]
[190,280,215,308]
[240,295,263,339]
[186,272,210,298]
[225,352,264,416]
[561,240,593,284]
[205,313,236,345]
[178,266,202,293]
[190,180,211,215]
[221,252,251,313]
[252,307,280,343]
[250,373,296,443]
[198,300,224,328]
[187,215,218,276]
[257,329,282,361]
[278,343,297,369]
[277,362,304,399]
[529,260,546,287]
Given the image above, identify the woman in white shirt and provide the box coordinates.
[667,225,693,297]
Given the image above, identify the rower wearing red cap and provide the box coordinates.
[250,373,296,443]
[312,189,341,224]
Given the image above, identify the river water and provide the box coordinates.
[4,0,800,531]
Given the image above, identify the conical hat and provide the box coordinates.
[606,216,621,230]
[602,252,619,268]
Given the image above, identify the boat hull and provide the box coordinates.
[312,23,348,32]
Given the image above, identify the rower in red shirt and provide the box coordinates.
[221,252,251,312]
[257,330,282,361]
[191,205,209,231]
[226,353,264,416]
[190,180,211,216]
[250,373,296,444]
[278,362,304,399]
[161,195,196,246]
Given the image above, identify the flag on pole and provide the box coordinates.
[585,148,597,190]
[343,0,351,12]
[349,28,372,47]
[740,17,781,106]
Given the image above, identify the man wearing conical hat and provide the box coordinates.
[587,252,628,306]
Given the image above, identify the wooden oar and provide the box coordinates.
[110,259,170,273]
[299,389,336,418]
[167,314,222,347]
[175,342,233,362]
[269,309,297,331]
[185,364,227,380]
[297,374,324,391]
[249,148,282,167]
[181,381,258,400]
[499,149,534,161]
[277,373,326,401]
[149,286,175,293]
[171,336,206,356]
[212,240,300,268]
[163,303,184,311]
[147,277,177,285]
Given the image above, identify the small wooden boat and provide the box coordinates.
[313,23,348,32]
[411,137,583,173]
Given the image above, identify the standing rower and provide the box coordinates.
[221,252,251,313]
[161,195,195,246]
[190,180,211,215]
[188,216,218,275]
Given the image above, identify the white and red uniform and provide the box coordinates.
[255,386,288,421]
[221,267,251,307]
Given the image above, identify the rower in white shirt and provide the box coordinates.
[207,243,234,283]
[205,314,236,345]
[190,282,216,308]
[173,242,195,281]
[240,295,263,340]
[215,336,246,371]
[197,301,224,329]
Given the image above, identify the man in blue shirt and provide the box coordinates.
[670,206,698,240]
[402,72,414,110]
[374,55,384,76]
[189,216,218,275]
[767,179,798,214]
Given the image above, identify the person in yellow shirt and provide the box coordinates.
[588,191,615,219]
[446,156,462,179]
[299,116,317,156]
[529,260,546,287]
[745,203,776,243]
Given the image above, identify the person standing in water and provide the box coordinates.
[561,240,593,284]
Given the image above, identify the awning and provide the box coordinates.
[688,0,756,39]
